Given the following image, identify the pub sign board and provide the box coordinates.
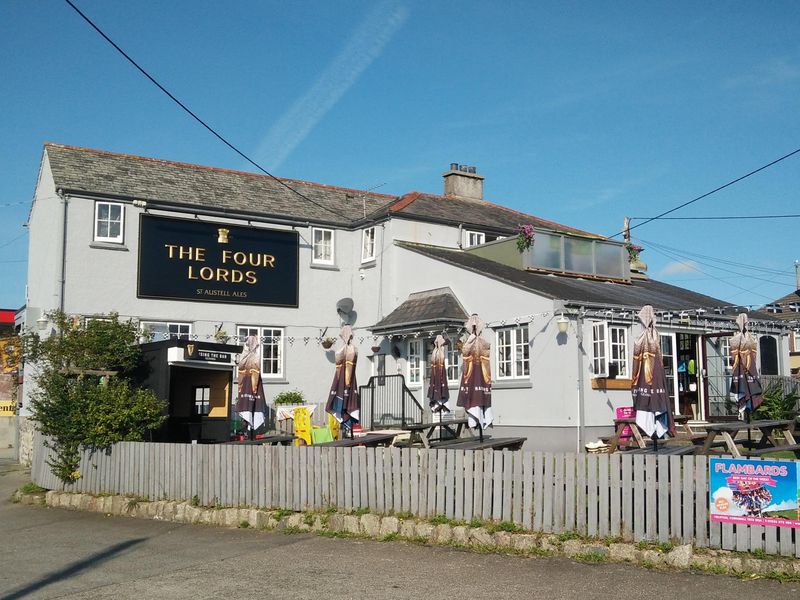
[138,215,299,307]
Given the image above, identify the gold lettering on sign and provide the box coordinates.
[165,244,206,261]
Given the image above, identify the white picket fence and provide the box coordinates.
[30,435,800,558]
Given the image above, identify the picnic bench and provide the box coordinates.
[315,432,398,448]
[401,417,475,448]
[697,419,800,457]
[435,436,525,451]
[624,444,696,456]
[607,414,696,452]
[225,434,295,446]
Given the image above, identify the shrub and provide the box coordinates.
[753,383,799,421]
[273,390,304,405]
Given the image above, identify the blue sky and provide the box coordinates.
[2,1,799,311]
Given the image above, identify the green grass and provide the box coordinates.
[303,513,315,527]
[350,506,370,516]
[272,509,294,520]
[190,495,200,507]
[239,520,251,529]
[18,482,47,494]
[381,532,400,542]
[574,551,608,564]
[556,531,582,542]
[487,521,522,534]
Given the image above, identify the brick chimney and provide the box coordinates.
[443,163,484,200]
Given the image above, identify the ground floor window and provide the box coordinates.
[193,386,211,415]
[496,325,530,379]
[140,321,192,341]
[237,326,284,379]
[407,339,423,386]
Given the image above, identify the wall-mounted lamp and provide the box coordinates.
[36,314,48,331]
[556,313,569,334]
[132,199,147,209]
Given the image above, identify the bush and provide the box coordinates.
[273,390,304,405]
[753,383,799,421]
[23,311,166,483]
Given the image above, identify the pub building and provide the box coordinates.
[16,143,794,458]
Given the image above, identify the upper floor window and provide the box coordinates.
[407,339,423,386]
[237,326,284,379]
[312,227,334,265]
[591,322,629,378]
[140,321,191,342]
[464,231,485,248]
[361,227,376,262]
[94,201,124,243]
[496,326,530,379]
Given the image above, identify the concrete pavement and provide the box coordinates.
[1,458,798,599]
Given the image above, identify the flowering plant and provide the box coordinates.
[625,243,643,262]
[516,224,535,253]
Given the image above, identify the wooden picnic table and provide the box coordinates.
[607,414,694,452]
[226,434,296,446]
[624,444,696,456]
[697,419,799,457]
[402,417,475,448]
[315,432,398,448]
[435,436,525,451]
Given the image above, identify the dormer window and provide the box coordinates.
[465,231,485,248]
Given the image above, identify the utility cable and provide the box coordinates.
[0,231,27,251]
[640,240,781,303]
[631,213,800,221]
[608,146,800,238]
[63,0,353,223]
[637,237,794,278]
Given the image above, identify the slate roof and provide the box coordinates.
[44,143,396,227]
[371,287,469,335]
[379,192,601,238]
[43,143,599,236]
[763,289,800,322]
[395,241,738,312]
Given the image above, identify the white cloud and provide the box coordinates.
[765,499,798,513]
[660,260,701,276]
[711,486,745,516]
[254,1,409,171]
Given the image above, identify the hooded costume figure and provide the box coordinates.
[235,335,267,432]
[427,334,450,413]
[631,305,675,438]
[729,313,763,416]
[456,314,493,429]
[325,325,360,430]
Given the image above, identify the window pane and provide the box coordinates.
[97,221,109,238]
[595,242,624,278]
[108,222,121,238]
[530,232,562,270]
[564,237,594,274]
[97,203,109,220]
[515,327,530,377]
[497,329,512,378]
[109,204,121,220]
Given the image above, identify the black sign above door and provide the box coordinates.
[138,215,299,307]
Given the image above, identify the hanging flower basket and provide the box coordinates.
[625,243,643,262]
[516,224,535,253]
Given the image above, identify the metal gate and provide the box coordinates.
[358,374,424,429]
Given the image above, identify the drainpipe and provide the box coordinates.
[57,189,69,315]
[575,309,586,452]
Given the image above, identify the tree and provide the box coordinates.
[22,311,166,483]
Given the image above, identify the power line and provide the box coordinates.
[640,240,783,302]
[608,146,800,238]
[637,237,794,278]
[631,213,800,221]
[0,201,28,209]
[0,231,28,251]
[63,0,353,223]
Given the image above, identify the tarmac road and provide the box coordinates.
[1,459,798,600]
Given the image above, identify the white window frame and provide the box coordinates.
[94,201,125,243]
[193,386,211,416]
[793,331,800,353]
[237,326,285,379]
[446,345,461,383]
[464,230,485,248]
[140,321,192,341]
[407,339,424,386]
[311,227,335,265]
[609,326,629,378]
[591,321,608,378]
[591,322,630,378]
[495,325,530,380]
[361,227,376,263]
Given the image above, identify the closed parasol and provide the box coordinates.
[326,325,360,432]
[235,335,267,437]
[427,334,450,414]
[456,314,493,430]
[729,313,763,416]
[631,305,675,439]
